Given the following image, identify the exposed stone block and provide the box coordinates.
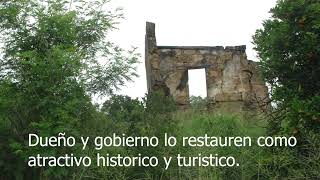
[199,50,211,54]
[183,49,197,55]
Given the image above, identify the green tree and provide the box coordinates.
[253,1,320,178]
[253,0,320,135]
[102,95,144,123]
[0,0,138,179]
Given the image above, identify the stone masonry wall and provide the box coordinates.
[145,22,268,109]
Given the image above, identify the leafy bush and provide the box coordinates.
[253,0,320,135]
[253,0,320,179]
[0,0,138,179]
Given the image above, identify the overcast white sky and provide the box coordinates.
[105,0,277,100]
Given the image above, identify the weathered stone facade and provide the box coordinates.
[145,22,268,110]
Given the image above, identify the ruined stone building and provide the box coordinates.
[145,22,268,111]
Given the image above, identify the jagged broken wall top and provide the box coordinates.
[145,22,268,108]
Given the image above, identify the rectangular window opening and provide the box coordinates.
[188,68,207,98]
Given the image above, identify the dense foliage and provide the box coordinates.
[253,0,320,135]
[253,0,320,179]
[0,0,138,179]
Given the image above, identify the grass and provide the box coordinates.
[161,110,268,180]
[73,109,320,180]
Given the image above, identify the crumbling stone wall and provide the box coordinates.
[145,22,268,110]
